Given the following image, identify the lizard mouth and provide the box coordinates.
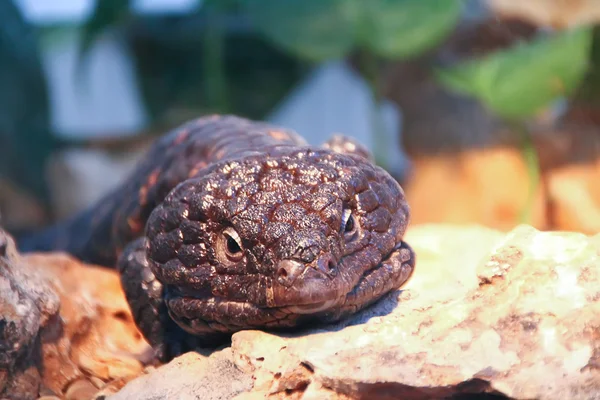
[165,240,414,335]
[284,299,339,314]
[283,240,414,314]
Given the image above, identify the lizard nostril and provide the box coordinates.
[277,259,304,287]
[316,254,337,277]
[327,259,336,273]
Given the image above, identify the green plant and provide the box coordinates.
[242,0,464,169]
[436,25,594,223]
[436,26,592,119]
[78,0,306,126]
[3,0,600,229]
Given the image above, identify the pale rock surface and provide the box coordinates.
[107,349,253,400]
[113,224,600,399]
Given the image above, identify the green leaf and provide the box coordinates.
[244,0,462,62]
[0,0,55,205]
[359,0,462,59]
[242,0,356,62]
[436,26,593,119]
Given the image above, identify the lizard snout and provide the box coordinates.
[276,254,337,288]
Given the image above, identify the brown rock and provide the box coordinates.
[488,0,600,28]
[403,149,548,231]
[225,224,600,399]
[0,229,60,400]
[89,378,129,400]
[23,223,593,399]
[547,158,600,235]
[3,235,155,399]
[107,349,253,400]
[21,252,152,396]
[64,379,98,400]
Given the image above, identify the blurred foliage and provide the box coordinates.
[358,0,462,59]
[1,0,600,219]
[75,0,307,128]
[242,0,463,170]
[436,26,593,120]
[0,0,56,208]
[243,0,463,62]
[79,0,132,61]
[126,14,306,125]
[79,0,464,127]
[435,23,593,225]
[243,0,355,62]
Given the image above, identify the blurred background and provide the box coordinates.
[2,0,600,237]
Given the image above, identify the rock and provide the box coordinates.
[107,349,253,400]
[64,379,98,400]
[546,158,600,235]
[403,149,548,231]
[529,124,600,235]
[1,226,151,400]
[488,0,600,28]
[225,224,600,399]
[0,229,60,400]
[7,223,599,399]
[20,252,152,397]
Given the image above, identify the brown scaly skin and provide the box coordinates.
[18,115,415,361]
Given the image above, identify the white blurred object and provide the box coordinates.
[14,0,94,24]
[16,0,199,23]
[41,29,149,139]
[268,60,411,176]
[15,0,200,140]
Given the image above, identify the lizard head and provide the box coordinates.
[144,146,415,335]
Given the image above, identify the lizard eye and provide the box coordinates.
[218,227,244,262]
[341,208,357,239]
[344,214,355,233]
[0,235,7,257]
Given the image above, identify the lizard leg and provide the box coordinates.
[117,237,198,362]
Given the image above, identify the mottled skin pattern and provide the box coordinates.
[0,229,60,400]
[19,115,415,361]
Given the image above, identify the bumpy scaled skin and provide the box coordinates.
[19,115,415,361]
[0,229,60,400]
